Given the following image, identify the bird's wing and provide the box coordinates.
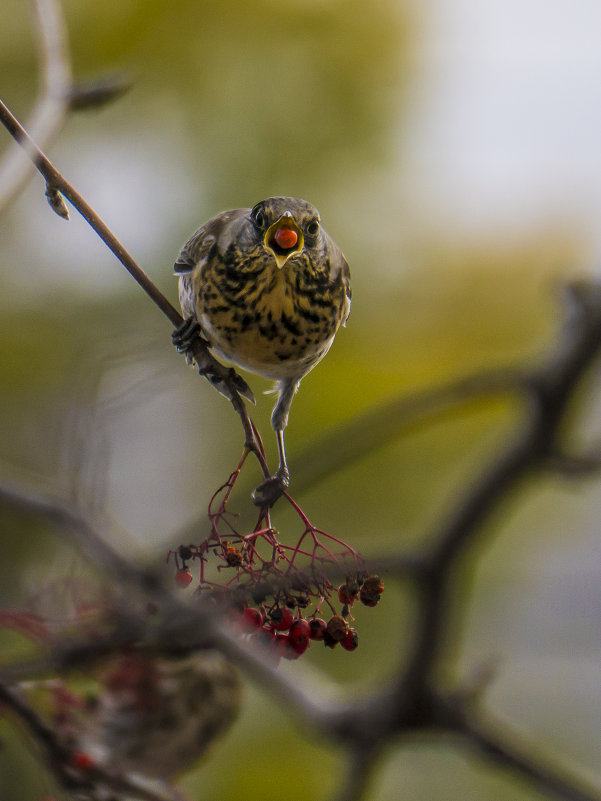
[173,209,248,275]
[173,227,216,275]
[333,251,352,325]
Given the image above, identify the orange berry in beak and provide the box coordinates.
[274,228,298,250]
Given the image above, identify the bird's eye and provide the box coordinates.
[306,219,320,236]
[252,208,266,229]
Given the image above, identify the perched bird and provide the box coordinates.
[173,196,351,506]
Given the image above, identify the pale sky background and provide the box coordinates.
[403,0,601,264]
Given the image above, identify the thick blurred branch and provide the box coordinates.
[290,365,523,496]
[456,705,601,801]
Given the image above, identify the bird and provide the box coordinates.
[172,196,351,506]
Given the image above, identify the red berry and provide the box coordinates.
[175,568,192,588]
[69,750,95,771]
[270,607,294,631]
[242,608,263,628]
[309,618,327,640]
[341,628,359,651]
[288,618,310,646]
[274,228,298,249]
[286,636,309,658]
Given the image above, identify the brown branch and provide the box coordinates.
[0,97,268,473]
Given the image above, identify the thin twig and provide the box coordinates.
[0,0,70,213]
[0,97,267,471]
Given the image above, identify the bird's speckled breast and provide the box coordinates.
[197,259,347,380]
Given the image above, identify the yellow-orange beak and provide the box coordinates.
[264,211,304,268]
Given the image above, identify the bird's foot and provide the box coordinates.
[172,316,202,353]
[172,318,255,404]
[252,467,290,508]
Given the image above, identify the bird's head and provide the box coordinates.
[250,197,321,269]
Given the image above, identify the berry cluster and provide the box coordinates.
[229,574,383,660]
[168,456,384,658]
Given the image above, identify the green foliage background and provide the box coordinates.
[0,1,599,799]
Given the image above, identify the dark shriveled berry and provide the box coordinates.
[178,545,193,561]
[326,615,348,642]
[359,589,380,607]
[338,582,359,606]
[362,575,384,595]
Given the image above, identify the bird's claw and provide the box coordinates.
[202,366,256,404]
[252,468,290,508]
[172,316,202,353]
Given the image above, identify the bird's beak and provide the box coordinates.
[264,211,304,269]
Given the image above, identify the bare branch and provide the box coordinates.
[0,98,267,471]
[0,0,71,214]
[458,707,601,801]
[329,744,379,801]
[391,283,601,704]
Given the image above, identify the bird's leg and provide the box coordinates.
[252,379,299,507]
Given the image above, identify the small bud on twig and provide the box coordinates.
[45,183,69,219]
